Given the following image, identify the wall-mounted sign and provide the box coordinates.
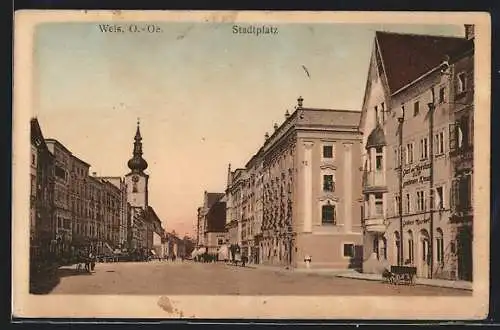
[403,162,431,187]
[403,218,430,227]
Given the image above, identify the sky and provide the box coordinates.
[33,21,464,237]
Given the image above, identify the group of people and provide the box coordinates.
[77,248,96,273]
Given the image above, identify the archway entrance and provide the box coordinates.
[418,229,431,278]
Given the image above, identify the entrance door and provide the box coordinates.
[457,226,473,281]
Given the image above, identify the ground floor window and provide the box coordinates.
[343,243,355,258]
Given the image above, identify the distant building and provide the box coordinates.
[225,167,246,250]
[197,191,226,254]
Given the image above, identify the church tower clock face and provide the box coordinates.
[132,175,139,183]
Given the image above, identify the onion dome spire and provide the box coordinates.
[127,118,148,173]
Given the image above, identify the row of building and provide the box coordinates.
[195,26,475,281]
[30,118,185,265]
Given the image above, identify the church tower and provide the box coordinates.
[124,119,149,208]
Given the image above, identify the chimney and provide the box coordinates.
[285,110,290,119]
[264,132,269,141]
[464,24,475,40]
[274,123,279,131]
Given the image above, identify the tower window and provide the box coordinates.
[132,182,138,193]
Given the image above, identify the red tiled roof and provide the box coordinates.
[376,31,469,93]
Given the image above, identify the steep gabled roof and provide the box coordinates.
[375,31,469,94]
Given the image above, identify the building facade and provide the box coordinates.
[258,98,363,269]
[45,139,74,258]
[448,33,474,281]
[359,29,474,281]
[30,118,55,263]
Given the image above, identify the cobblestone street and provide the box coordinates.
[46,261,471,296]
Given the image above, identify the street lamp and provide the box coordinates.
[427,86,436,279]
[397,104,405,266]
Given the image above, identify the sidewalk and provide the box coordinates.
[226,263,472,291]
[226,262,357,276]
[335,272,473,291]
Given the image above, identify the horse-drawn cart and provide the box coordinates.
[383,266,417,285]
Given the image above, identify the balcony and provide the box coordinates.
[363,216,386,233]
[362,171,387,193]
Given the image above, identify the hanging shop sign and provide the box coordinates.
[403,162,431,187]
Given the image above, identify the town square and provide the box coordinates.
[25,19,476,299]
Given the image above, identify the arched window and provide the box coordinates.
[436,228,444,264]
[420,229,431,264]
[407,230,414,264]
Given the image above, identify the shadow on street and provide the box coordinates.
[30,265,93,295]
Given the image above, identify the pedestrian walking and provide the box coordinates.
[241,253,248,267]
[90,251,96,272]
